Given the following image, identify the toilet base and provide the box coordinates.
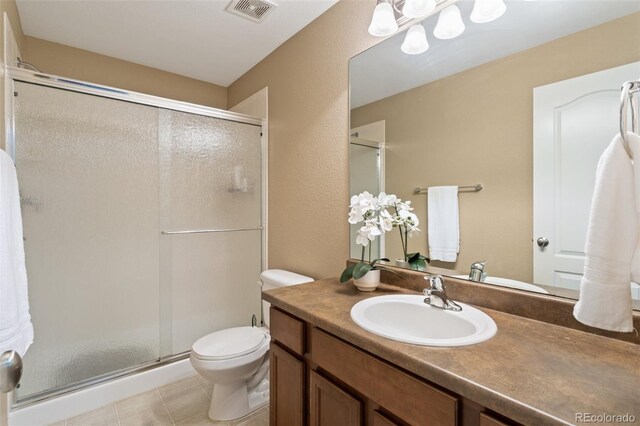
[208,377,270,422]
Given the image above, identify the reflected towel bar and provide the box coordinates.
[413,184,483,194]
[161,226,263,235]
[620,80,639,159]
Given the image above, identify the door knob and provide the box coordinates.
[536,237,549,248]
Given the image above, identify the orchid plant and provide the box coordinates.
[381,193,430,270]
[341,191,429,283]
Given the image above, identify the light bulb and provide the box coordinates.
[433,5,465,40]
[368,2,398,37]
[401,0,436,19]
[470,0,507,23]
[401,24,429,55]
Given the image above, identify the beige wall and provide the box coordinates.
[351,13,640,282]
[22,37,227,109]
[228,0,379,279]
[0,0,25,150]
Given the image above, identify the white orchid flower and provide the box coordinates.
[377,192,398,207]
[348,207,364,224]
[350,191,376,209]
[355,231,370,246]
[379,209,394,232]
[363,222,382,240]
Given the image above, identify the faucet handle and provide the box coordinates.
[470,260,487,270]
[423,274,445,292]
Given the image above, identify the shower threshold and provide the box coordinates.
[13,351,190,409]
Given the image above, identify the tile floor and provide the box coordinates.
[49,375,269,426]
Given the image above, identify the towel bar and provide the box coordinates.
[620,80,639,159]
[413,184,483,194]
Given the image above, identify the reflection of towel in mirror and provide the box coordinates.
[428,186,459,262]
[573,133,639,332]
[632,133,640,285]
[0,149,34,356]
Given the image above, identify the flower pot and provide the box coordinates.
[395,258,411,268]
[395,258,427,271]
[353,269,380,292]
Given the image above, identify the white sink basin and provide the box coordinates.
[350,295,497,347]
[453,275,549,294]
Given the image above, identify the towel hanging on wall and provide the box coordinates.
[0,149,34,356]
[573,133,639,332]
[427,186,460,262]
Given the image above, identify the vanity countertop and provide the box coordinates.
[263,279,640,426]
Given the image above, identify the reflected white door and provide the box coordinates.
[533,62,640,294]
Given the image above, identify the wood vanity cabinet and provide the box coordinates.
[269,307,517,426]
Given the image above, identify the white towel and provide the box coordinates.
[0,149,33,356]
[573,133,639,332]
[632,133,640,285]
[427,186,459,262]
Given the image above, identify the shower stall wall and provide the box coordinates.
[6,68,265,405]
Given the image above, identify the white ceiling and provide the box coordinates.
[16,0,338,87]
[350,0,640,108]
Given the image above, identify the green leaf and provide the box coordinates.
[353,262,373,279]
[407,252,421,262]
[340,264,356,283]
[370,258,390,269]
[377,266,405,279]
[410,258,428,271]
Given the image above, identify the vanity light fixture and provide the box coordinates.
[368,1,399,37]
[401,24,429,54]
[433,4,465,39]
[367,0,507,55]
[402,0,436,19]
[470,0,506,23]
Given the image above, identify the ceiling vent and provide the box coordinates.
[225,0,277,23]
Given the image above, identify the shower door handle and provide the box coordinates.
[0,351,23,393]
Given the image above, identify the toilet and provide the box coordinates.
[190,269,313,421]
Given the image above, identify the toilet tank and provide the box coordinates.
[260,269,313,327]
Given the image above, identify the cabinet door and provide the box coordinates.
[372,410,402,426]
[270,343,305,426]
[310,370,362,426]
[480,413,510,426]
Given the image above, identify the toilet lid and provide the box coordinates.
[192,327,268,361]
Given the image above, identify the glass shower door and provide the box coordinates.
[14,81,162,398]
[158,109,263,355]
[11,78,264,402]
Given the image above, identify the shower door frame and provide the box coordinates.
[4,66,268,408]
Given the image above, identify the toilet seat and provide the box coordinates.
[192,327,268,361]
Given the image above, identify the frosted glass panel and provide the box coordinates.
[168,231,263,353]
[159,109,263,353]
[159,110,262,230]
[14,82,161,397]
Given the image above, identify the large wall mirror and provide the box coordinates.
[348,0,640,306]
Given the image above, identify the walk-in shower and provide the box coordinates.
[5,68,266,406]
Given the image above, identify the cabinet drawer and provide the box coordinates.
[310,328,458,426]
[270,307,305,355]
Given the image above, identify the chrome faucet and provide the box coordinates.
[468,260,487,282]
[423,275,462,311]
